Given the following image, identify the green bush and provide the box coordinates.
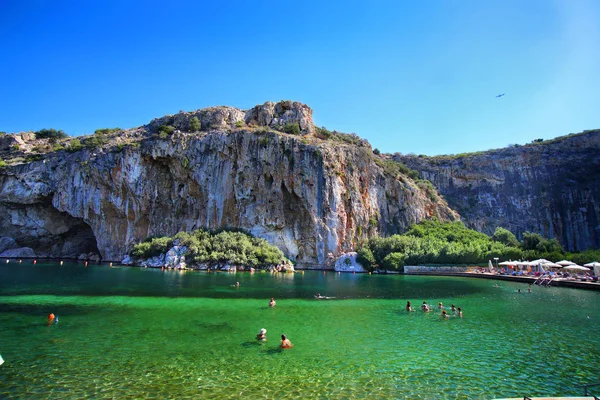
[35,128,68,140]
[280,123,301,135]
[373,148,381,155]
[0,158,7,168]
[188,117,201,132]
[235,121,244,128]
[158,125,175,136]
[315,126,332,139]
[67,139,83,152]
[130,228,286,268]
[94,128,120,135]
[492,227,520,247]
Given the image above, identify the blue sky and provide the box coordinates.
[1,0,599,156]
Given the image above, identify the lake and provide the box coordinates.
[1,261,599,399]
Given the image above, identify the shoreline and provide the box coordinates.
[406,271,600,291]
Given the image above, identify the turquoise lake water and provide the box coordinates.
[1,261,599,399]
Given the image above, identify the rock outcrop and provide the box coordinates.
[0,101,455,265]
[395,130,600,251]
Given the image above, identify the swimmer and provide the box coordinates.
[517,289,521,293]
[527,288,532,293]
[451,304,456,314]
[269,298,276,307]
[457,308,463,318]
[280,334,293,349]
[47,313,55,326]
[494,284,499,288]
[421,301,430,312]
[235,282,240,287]
[441,310,449,319]
[406,301,413,312]
[438,302,444,309]
[256,328,267,342]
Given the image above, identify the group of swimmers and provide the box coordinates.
[406,301,463,318]
[255,328,293,348]
[259,298,292,348]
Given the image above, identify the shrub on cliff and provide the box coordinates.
[66,139,83,152]
[280,123,301,135]
[35,128,68,140]
[157,125,175,139]
[188,117,201,132]
[0,157,7,168]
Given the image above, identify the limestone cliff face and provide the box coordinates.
[0,101,455,265]
[394,130,600,251]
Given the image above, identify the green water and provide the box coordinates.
[1,262,599,399]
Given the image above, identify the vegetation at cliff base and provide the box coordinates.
[130,228,286,268]
[356,219,597,272]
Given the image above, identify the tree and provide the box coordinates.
[492,227,520,247]
[189,117,201,132]
[35,128,68,140]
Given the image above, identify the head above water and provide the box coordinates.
[281,334,287,340]
[259,328,267,335]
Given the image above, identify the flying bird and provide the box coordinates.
[496,93,505,98]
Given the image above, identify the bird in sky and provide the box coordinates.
[496,93,505,98]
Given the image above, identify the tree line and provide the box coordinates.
[356,219,600,272]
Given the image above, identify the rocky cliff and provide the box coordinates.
[0,101,456,265]
[394,130,600,251]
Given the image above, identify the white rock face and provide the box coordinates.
[334,252,367,273]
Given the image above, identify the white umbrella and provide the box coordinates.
[499,261,517,266]
[542,262,562,269]
[530,259,551,264]
[583,262,600,267]
[563,265,590,271]
[556,260,575,266]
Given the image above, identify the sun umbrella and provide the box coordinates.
[583,262,600,267]
[563,265,590,271]
[556,260,575,266]
[499,261,517,266]
[530,259,551,264]
[542,262,562,269]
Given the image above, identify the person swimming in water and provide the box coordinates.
[451,304,456,314]
[441,310,449,319]
[421,301,430,312]
[406,301,413,312]
[269,298,276,307]
[256,328,267,342]
[457,308,463,318]
[47,313,55,325]
[438,302,444,309]
[280,334,293,348]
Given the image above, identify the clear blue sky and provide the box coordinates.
[1,0,599,156]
